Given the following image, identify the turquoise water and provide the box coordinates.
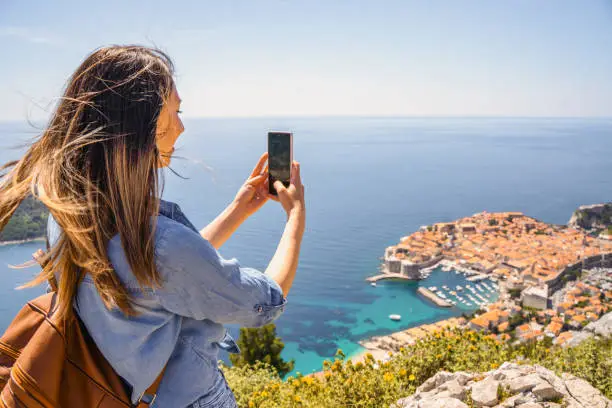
[1,117,611,376]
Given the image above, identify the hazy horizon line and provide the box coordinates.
[1,114,612,124]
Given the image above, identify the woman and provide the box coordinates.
[0,45,305,407]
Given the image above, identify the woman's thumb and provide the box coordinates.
[274,180,287,196]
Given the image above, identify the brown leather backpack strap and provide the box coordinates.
[135,366,166,407]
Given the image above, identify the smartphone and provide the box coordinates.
[268,131,293,195]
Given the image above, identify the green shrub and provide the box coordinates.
[229,324,295,377]
[223,329,612,407]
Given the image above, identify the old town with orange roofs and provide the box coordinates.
[378,207,612,346]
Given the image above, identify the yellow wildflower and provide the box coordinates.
[399,369,407,377]
[383,372,394,382]
[409,374,416,381]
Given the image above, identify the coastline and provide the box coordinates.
[0,237,45,247]
[349,316,463,364]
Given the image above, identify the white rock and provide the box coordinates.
[393,396,416,407]
[507,374,545,394]
[393,396,469,408]
[418,397,469,408]
[471,378,500,407]
[584,312,612,337]
[532,382,564,402]
[533,366,567,396]
[454,372,474,386]
[515,403,543,408]
[442,380,466,400]
[493,368,523,381]
[499,362,520,370]
[562,374,609,408]
[418,372,455,392]
[494,393,535,407]
[563,331,594,347]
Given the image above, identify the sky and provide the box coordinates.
[0,0,611,120]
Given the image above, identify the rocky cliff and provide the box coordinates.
[394,362,610,408]
[568,203,612,231]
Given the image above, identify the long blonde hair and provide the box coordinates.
[0,45,175,320]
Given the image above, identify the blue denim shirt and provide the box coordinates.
[47,200,287,407]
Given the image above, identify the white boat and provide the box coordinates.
[371,282,377,287]
[456,285,463,291]
[429,286,437,291]
[389,314,401,321]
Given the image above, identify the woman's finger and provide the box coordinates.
[291,161,301,187]
[247,174,267,186]
[250,153,268,177]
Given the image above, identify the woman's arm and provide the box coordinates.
[200,153,270,249]
[265,208,304,297]
[199,202,246,249]
[264,162,305,297]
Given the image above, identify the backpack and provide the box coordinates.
[0,268,164,407]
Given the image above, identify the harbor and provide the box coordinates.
[417,287,452,307]
[422,278,499,308]
[368,255,500,311]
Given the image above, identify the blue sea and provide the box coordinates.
[1,117,612,375]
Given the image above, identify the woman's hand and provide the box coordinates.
[232,152,274,220]
[273,161,305,221]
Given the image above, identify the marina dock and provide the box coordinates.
[466,273,489,282]
[366,273,415,282]
[417,287,452,307]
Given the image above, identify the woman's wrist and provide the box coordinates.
[287,208,305,234]
[227,199,249,222]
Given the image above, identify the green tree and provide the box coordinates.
[0,195,48,242]
[508,288,521,299]
[229,324,295,377]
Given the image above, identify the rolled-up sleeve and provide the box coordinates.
[155,220,287,327]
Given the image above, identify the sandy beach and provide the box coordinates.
[350,317,463,363]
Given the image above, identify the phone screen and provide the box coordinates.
[268,132,292,195]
